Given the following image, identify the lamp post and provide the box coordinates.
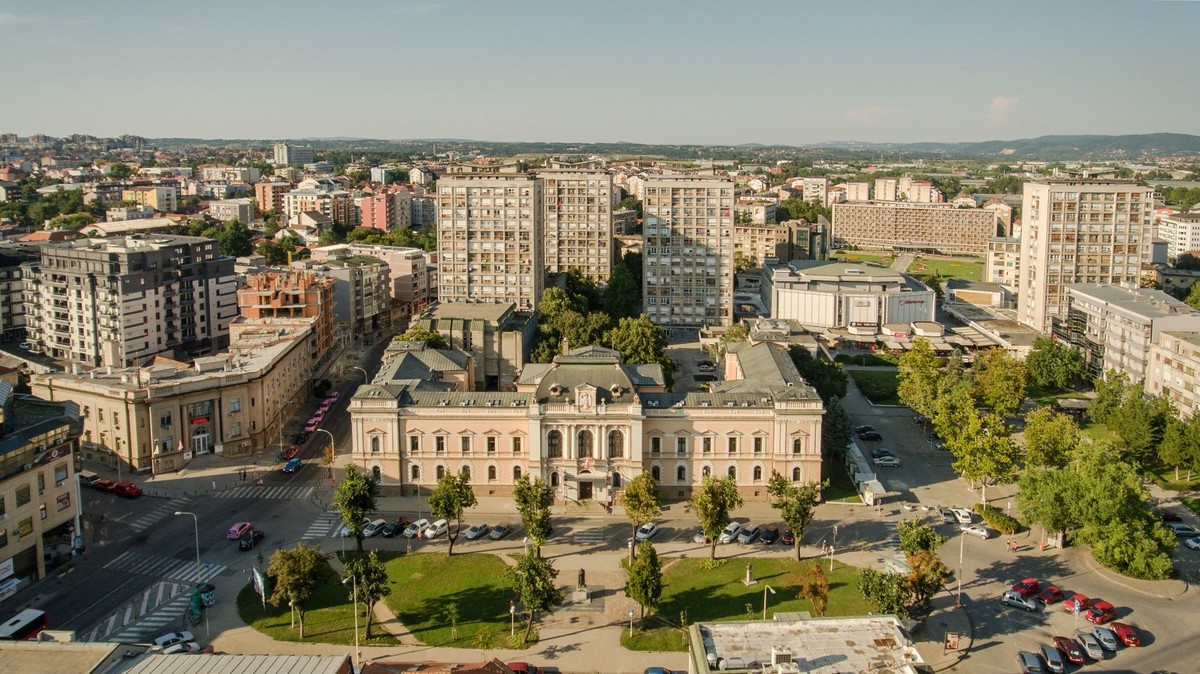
[956,530,966,607]
[628,607,635,637]
[174,511,200,574]
[349,366,369,384]
[343,572,360,669]
[762,585,776,620]
[509,602,516,636]
[316,428,336,479]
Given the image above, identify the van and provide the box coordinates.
[79,471,101,487]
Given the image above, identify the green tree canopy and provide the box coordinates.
[897,338,942,417]
[213,218,254,257]
[1025,337,1084,391]
[428,469,478,556]
[1089,370,1130,425]
[767,471,825,561]
[605,314,668,366]
[971,348,1028,418]
[821,396,854,456]
[619,472,662,562]
[513,474,553,555]
[395,325,448,349]
[333,465,380,554]
[626,541,663,623]
[788,346,847,402]
[266,543,331,639]
[343,550,390,639]
[689,475,744,560]
[896,520,947,558]
[602,261,641,320]
[1021,406,1081,468]
[506,551,563,646]
[857,568,910,619]
[950,413,1020,504]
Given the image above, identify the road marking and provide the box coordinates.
[123,605,133,625]
[302,511,342,540]
[213,485,314,500]
[140,588,150,615]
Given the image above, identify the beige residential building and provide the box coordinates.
[643,174,736,327]
[735,198,777,225]
[254,180,292,215]
[31,322,313,475]
[282,178,357,226]
[734,223,786,268]
[874,178,898,202]
[898,177,939,203]
[121,186,178,213]
[437,164,544,312]
[311,243,433,315]
[831,201,995,255]
[802,177,830,206]
[985,237,1021,292]
[538,163,613,284]
[612,209,638,236]
[1147,331,1200,418]
[1018,179,1155,333]
[845,181,870,202]
[349,343,823,502]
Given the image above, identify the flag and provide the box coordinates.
[584,455,593,472]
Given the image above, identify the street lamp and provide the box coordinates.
[316,428,336,478]
[509,602,516,636]
[761,585,776,620]
[349,366,369,384]
[956,530,966,607]
[343,572,360,669]
[628,607,635,637]
[174,511,200,574]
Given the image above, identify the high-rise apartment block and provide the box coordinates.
[357,192,397,231]
[24,235,237,368]
[272,143,314,167]
[254,179,291,215]
[311,243,433,315]
[643,174,736,327]
[845,182,870,202]
[283,178,356,226]
[831,202,995,255]
[1157,212,1200,262]
[436,164,544,312]
[1017,179,1154,333]
[985,237,1021,292]
[538,162,613,284]
[237,271,335,364]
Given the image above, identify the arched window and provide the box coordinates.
[608,430,624,458]
[676,466,686,482]
[792,467,801,481]
[487,465,497,481]
[792,437,804,455]
[513,465,522,481]
[727,465,737,480]
[578,430,593,459]
[547,430,562,458]
[651,466,661,481]
[372,466,382,481]
[461,465,471,480]
[436,465,445,480]
[411,465,420,481]
[370,436,381,453]
[550,471,559,487]
[611,472,622,488]
[753,466,762,481]
[702,466,711,478]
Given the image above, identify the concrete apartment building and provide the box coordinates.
[764,260,936,335]
[254,180,291,215]
[272,143,314,167]
[411,194,437,226]
[282,178,357,226]
[734,198,778,226]
[357,192,397,231]
[31,322,313,474]
[802,177,830,206]
[1147,331,1200,419]
[0,242,40,343]
[237,271,335,364]
[734,223,785,269]
[1157,212,1200,262]
[1056,284,1200,382]
[985,237,1021,293]
[437,164,544,312]
[538,163,614,284]
[845,181,870,202]
[121,186,178,213]
[348,342,823,502]
[414,301,536,391]
[1018,179,1155,333]
[613,208,638,236]
[311,243,432,318]
[643,173,736,327]
[105,205,155,222]
[774,218,830,264]
[874,178,898,202]
[294,256,391,340]
[208,198,256,223]
[831,201,996,255]
[200,166,260,183]
[24,235,238,368]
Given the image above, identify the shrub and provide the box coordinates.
[973,503,1020,535]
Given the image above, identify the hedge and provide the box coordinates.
[973,503,1020,535]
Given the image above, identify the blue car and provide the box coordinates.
[283,457,301,473]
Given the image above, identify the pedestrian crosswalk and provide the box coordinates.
[212,485,314,500]
[302,511,344,540]
[84,580,192,643]
[126,497,193,533]
[570,528,609,545]
[104,550,226,584]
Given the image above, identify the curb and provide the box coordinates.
[1077,549,1190,600]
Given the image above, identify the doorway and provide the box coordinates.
[578,481,593,500]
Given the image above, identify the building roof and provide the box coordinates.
[423,301,515,322]
[0,639,122,674]
[1068,284,1198,319]
[79,217,177,237]
[115,654,352,674]
[780,259,905,282]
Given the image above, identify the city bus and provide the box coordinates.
[0,609,48,640]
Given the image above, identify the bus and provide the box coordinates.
[0,609,47,640]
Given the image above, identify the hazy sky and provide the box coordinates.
[3,0,1197,144]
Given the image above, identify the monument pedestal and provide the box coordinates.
[572,585,591,604]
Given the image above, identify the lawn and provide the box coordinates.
[905,256,984,282]
[237,558,400,646]
[847,369,901,405]
[622,557,871,651]
[1025,386,1089,406]
[383,552,514,647]
[834,352,900,367]
[1146,464,1200,493]
[832,251,895,267]
[1180,497,1200,518]
[822,454,862,504]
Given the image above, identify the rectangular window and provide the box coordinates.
[161,435,173,454]
[16,517,32,538]
[39,504,47,520]
[57,494,70,511]
[16,486,30,507]
[0,495,5,519]
[36,473,45,495]
[230,422,242,436]
[487,436,497,453]
[0,529,6,548]
[650,437,661,454]
[703,437,713,453]
[461,436,471,453]
[160,411,172,428]
[728,437,738,454]
[754,437,764,454]
[229,398,241,413]
[409,436,419,454]
[436,436,446,453]
[676,437,687,455]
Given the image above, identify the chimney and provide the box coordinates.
[562,338,570,356]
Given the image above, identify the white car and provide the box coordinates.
[425,519,449,538]
[718,522,743,544]
[635,523,659,541]
[363,519,388,538]
[951,508,974,524]
[961,524,991,539]
[403,518,431,539]
[153,631,195,648]
[162,641,202,654]
[873,455,900,467]
[337,517,371,538]
[1186,536,1200,551]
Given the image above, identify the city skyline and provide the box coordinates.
[2,0,1197,144]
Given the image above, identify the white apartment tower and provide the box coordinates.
[1017,179,1155,333]
[437,164,544,312]
[643,173,736,327]
[538,162,614,284]
[272,143,314,167]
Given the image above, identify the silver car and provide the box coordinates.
[1040,645,1065,673]
[1090,625,1119,651]
[1076,632,1103,660]
[718,522,743,544]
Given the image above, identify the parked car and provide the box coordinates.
[239,529,265,551]
[854,425,876,434]
[1167,522,1199,537]
[1037,585,1064,605]
[113,482,142,498]
[304,419,320,433]
[1015,651,1043,674]
[693,529,711,544]
[858,430,882,441]
[1011,578,1041,597]
[363,519,388,538]
[1155,508,1183,523]
[489,523,513,540]
[1090,625,1119,651]
[1075,632,1103,660]
[635,523,659,541]
[1063,594,1091,614]
[1053,635,1085,665]
[1110,622,1140,647]
[337,517,372,538]
[1040,644,1065,673]
[760,526,780,544]
[281,444,300,460]
[938,507,956,524]
[1000,590,1039,612]
[718,522,743,544]
[961,524,990,539]
[425,519,449,538]
[326,391,340,402]
[506,663,540,674]
[1085,600,1117,625]
[643,668,670,674]
[381,518,410,538]
[465,523,491,540]
[1186,536,1200,551]
[319,399,334,412]
[697,361,716,372]
[163,641,202,655]
[950,508,973,524]
[227,522,254,540]
[292,431,308,444]
[870,447,894,459]
[912,415,926,425]
[403,519,431,539]
[153,631,195,648]
[736,524,761,544]
[874,455,900,467]
[92,478,117,492]
[780,527,795,545]
[283,457,301,473]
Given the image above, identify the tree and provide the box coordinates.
[1089,371,1130,425]
[857,568,909,619]
[605,315,668,365]
[767,471,825,561]
[896,520,946,558]
[213,218,254,257]
[1175,253,1200,271]
[267,543,331,639]
[821,396,854,456]
[107,163,134,180]
[513,474,554,555]
[971,348,1028,418]
[603,261,641,320]
[1187,282,1200,311]
[689,475,744,561]
[619,472,662,563]
[794,562,829,617]
[343,550,389,639]
[428,469,478,556]
[626,541,663,623]
[615,196,642,218]
[395,325,448,349]
[1158,416,1189,481]
[718,323,749,352]
[788,346,847,402]
[1021,407,1080,468]
[1025,337,1085,391]
[506,551,563,646]
[1106,385,1167,464]
[897,338,942,417]
[904,551,950,613]
[333,465,380,554]
[951,414,1020,504]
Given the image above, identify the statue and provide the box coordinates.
[743,562,756,586]
[578,568,586,588]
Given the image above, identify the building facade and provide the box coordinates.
[24,235,238,368]
[237,271,335,364]
[121,186,178,213]
[1157,212,1200,262]
[1018,179,1155,333]
[1147,331,1200,419]
[643,174,736,327]
[764,260,936,334]
[538,164,614,284]
[415,301,535,391]
[254,180,291,215]
[311,243,432,316]
[984,236,1021,293]
[272,143,314,167]
[357,192,396,231]
[282,178,357,226]
[436,164,544,312]
[208,198,257,223]
[295,256,391,339]
[349,344,823,502]
[830,201,996,255]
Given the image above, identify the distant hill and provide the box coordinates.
[810,133,1200,159]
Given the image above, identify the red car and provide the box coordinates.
[1011,578,1040,597]
[1053,635,1085,665]
[92,478,117,492]
[1063,594,1091,614]
[1036,585,1064,605]
[1085,600,1117,624]
[113,482,142,498]
[1110,622,1139,646]
[281,444,300,460]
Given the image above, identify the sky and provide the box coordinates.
[2,0,1198,145]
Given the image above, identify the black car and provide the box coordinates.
[239,529,265,551]
[293,431,308,444]
[760,526,780,544]
[854,425,876,434]
[1156,508,1183,523]
[858,430,882,441]
[871,447,894,459]
[381,517,410,538]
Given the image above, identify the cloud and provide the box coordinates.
[0,12,40,26]
[845,106,895,126]
[395,3,441,16]
[988,95,1019,124]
